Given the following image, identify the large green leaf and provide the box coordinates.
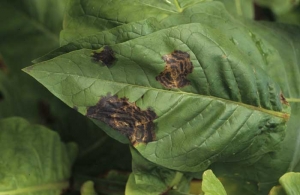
[24,21,289,172]
[0,117,77,195]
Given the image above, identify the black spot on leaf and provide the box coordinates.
[156,50,194,88]
[280,92,289,105]
[86,94,156,145]
[92,46,116,66]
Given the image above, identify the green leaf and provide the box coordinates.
[209,21,300,194]
[279,172,300,195]
[0,117,77,195]
[72,171,129,195]
[202,170,227,195]
[0,1,129,177]
[276,6,300,25]
[0,0,65,71]
[218,177,258,195]
[24,22,289,172]
[0,0,65,122]
[61,0,180,44]
[80,181,98,195]
[125,146,191,195]
[34,18,163,63]
[269,172,300,195]
[216,0,254,19]
[269,186,287,195]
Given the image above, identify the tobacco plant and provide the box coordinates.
[0,0,300,194]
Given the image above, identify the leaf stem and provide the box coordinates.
[174,0,183,12]
[169,172,184,187]
[286,98,300,103]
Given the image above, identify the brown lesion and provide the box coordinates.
[86,94,156,145]
[92,46,116,66]
[156,50,194,88]
[280,92,289,105]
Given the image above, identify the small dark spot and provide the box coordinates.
[280,92,289,105]
[0,91,4,101]
[73,106,78,111]
[92,46,116,66]
[156,50,194,88]
[86,94,156,145]
[38,100,55,125]
[141,94,145,99]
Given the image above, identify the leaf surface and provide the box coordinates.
[202,170,227,195]
[34,18,163,63]
[0,117,77,195]
[279,172,300,195]
[24,22,289,172]
[209,21,300,194]
[125,146,191,195]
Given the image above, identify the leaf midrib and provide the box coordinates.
[28,68,290,120]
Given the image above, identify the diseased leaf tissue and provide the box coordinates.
[86,94,156,145]
[92,46,116,66]
[156,50,194,88]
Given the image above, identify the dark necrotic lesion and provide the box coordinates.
[156,50,194,89]
[86,94,156,145]
[92,46,116,66]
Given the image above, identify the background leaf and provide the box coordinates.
[216,0,254,19]
[80,181,98,195]
[279,172,300,195]
[202,170,227,195]
[34,18,163,63]
[0,117,77,195]
[125,146,191,195]
[0,0,132,178]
